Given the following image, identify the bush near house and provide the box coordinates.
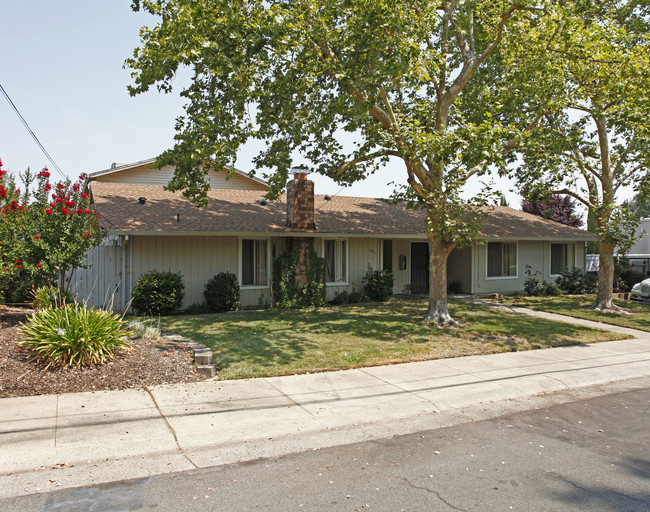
[131,270,185,315]
[204,272,240,312]
[362,266,394,302]
[524,266,561,296]
[617,269,646,292]
[555,267,598,295]
[31,285,74,310]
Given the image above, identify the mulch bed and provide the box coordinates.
[0,305,203,399]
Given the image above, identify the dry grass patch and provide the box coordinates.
[161,297,625,380]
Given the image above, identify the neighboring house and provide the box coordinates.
[71,159,595,311]
[619,217,650,276]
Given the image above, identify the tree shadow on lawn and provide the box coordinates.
[164,299,600,370]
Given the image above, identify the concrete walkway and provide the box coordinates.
[1,306,649,499]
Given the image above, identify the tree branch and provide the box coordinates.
[614,163,643,194]
[336,150,400,176]
[547,187,593,209]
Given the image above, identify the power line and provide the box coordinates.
[0,82,67,180]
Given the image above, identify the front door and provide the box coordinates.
[411,242,429,294]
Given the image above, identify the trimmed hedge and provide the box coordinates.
[131,270,185,315]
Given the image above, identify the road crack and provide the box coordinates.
[396,476,467,511]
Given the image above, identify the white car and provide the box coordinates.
[630,278,650,301]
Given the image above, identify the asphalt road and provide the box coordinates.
[2,386,648,512]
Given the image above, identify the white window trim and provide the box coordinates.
[485,241,519,280]
[549,242,569,278]
[323,238,350,286]
[239,237,271,289]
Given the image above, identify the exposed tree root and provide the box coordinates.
[423,305,458,326]
[590,301,631,315]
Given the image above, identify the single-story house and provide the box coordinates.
[71,159,595,312]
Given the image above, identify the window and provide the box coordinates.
[325,239,347,283]
[242,239,268,286]
[487,242,517,278]
[551,243,568,275]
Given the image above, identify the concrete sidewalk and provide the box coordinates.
[1,308,649,499]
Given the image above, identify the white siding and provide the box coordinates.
[95,165,267,191]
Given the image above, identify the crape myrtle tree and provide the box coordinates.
[0,159,104,304]
[126,0,550,324]
[501,0,650,311]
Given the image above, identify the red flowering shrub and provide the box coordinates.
[0,161,104,304]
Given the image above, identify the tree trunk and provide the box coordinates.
[423,235,456,324]
[593,240,615,311]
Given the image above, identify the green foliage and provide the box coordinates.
[127,316,162,340]
[362,266,394,302]
[523,266,560,297]
[185,302,211,315]
[500,1,650,304]
[204,272,240,313]
[0,162,104,298]
[131,270,185,315]
[555,268,598,295]
[617,269,646,293]
[272,240,326,309]
[330,289,368,306]
[18,304,130,368]
[447,280,462,294]
[126,1,550,322]
[31,285,74,310]
[0,270,36,305]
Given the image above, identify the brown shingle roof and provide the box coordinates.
[90,182,595,240]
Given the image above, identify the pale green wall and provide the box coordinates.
[471,240,586,294]
[447,247,472,293]
[129,235,271,308]
[82,234,589,311]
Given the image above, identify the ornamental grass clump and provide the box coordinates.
[18,303,130,368]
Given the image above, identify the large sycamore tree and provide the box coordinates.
[502,0,650,311]
[127,0,548,323]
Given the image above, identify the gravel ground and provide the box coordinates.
[0,305,204,399]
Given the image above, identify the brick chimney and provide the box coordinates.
[287,168,315,230]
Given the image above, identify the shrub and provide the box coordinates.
[447,280,462,294]
[543,281,562,296]
[185,302,210,315]
[524,265,560,296]
[204,272,240,312]
[524,266,545,296]
[18,304,130,368]
[331,288,368,305]
[131,270,185,315]
[555,267,598,294]
[617,269,646,292]
[299,279,326,308]
[362,266,394,302]
[31,285,74,310]
[127,317,162,340]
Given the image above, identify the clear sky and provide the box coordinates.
[0,1,534,205]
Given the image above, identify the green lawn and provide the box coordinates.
[497,295,650,332]
[160,297,624,380]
